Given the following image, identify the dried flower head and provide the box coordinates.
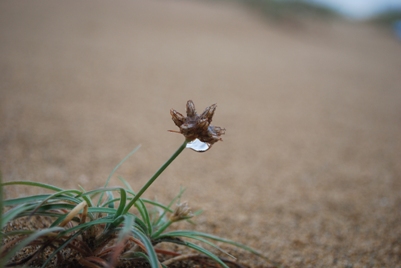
[170,100,226,146]
[169,201,194,222]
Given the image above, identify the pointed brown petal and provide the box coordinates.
[208,126,225,141]
[170,109,185,127]
[186,100,196,117]
[200,104,217,123]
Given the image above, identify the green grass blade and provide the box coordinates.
[29,203,76,212]
[40,227,86,268]
[118,214,134,242]
[4,202,113,228]
[123,140,187,215]
[123,189,174,213]
[1,181,64,193]
[154,187,186,226]
[82,187,127,197]
[1,227,65,263]
[121,251,150,262]
[132,217,147,234]
[3,194,53,207]
[97,145,141,207]
[28,189,86,218]
[82,187,128,210]
[58,216,115,236]
[106,191,114,209]
[118,176,133,192]
[100,197,121,208]
[134,198,152,236]
[155,232,235,259]
[131,228,159,268]
[2,204,36,229]
[114,188,127,220]
[86,207,118,214]
[75,185,95,207]
[159,230,271,262]
[101,196,173,216]
[3,194,82,207]
[14,211,65,220]
[141,199,173,213]
[162,238,229,268]
[3,229,37,238]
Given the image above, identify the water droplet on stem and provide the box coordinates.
[186,139,210,152]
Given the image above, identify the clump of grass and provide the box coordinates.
[1,100,278,267]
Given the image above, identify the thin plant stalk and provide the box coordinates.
[152,219,173,238]
[123,140,188,214]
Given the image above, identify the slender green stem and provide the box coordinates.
[152,220,173,238]
[123,140,188,214]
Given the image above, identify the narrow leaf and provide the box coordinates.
[98,145,141,207]
[1,227,64,263]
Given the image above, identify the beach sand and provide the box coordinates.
[1,1,401,267]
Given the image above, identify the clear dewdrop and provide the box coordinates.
[186,138,210,152]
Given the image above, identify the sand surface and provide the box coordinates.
[1,0,401,267]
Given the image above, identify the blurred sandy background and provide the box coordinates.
[1,0,401,267]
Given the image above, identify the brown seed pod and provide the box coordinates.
[169,100,225,146]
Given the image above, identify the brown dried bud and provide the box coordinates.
[169,201,194,222]
[170,110,185,127]
[170,100,225,147]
